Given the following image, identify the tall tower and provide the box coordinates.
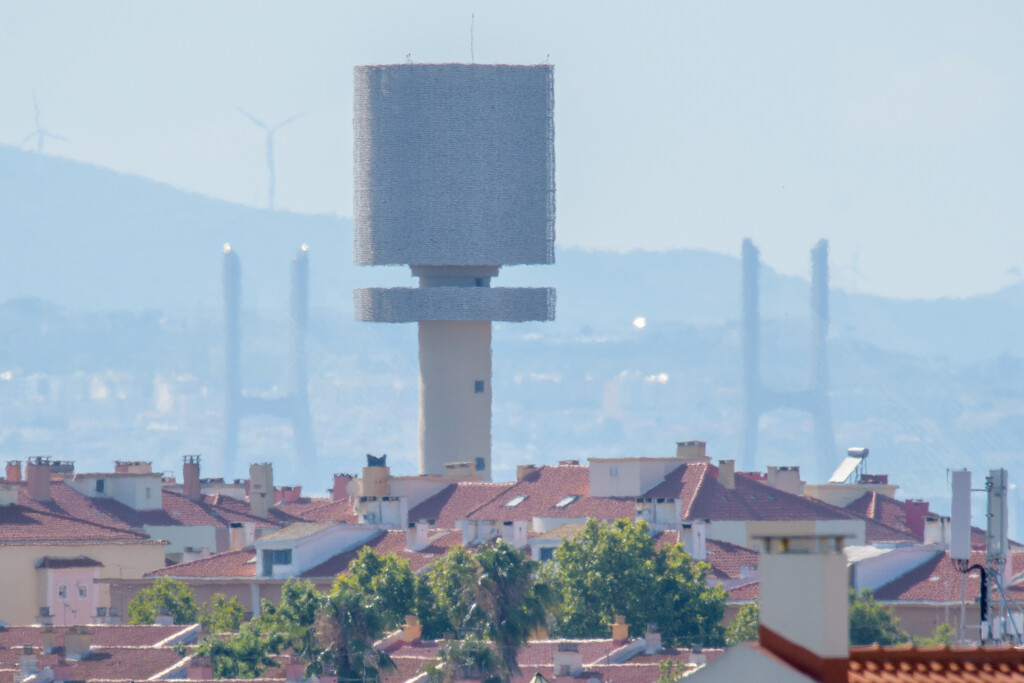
[739,238,836,479]
[353,64,556,481]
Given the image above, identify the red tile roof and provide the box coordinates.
[875,550,1024,603]
[301,529,463,578]
[0,625,195,649]
[846,492,916,538]
[0,647,186,683]
[726,580,760,601]
[408,482,512,527]
[848,643,1024,682]
[277,497,358,524]
[0,504,155,544]
[704,539,759,581]
[147,549,257,579]
[467,466,635,522]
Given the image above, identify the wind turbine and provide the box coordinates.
[237,107,304,210]
[23,94,69,154]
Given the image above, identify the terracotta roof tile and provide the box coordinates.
[0,504,154,544]
[409,483,512,527]
[726,580,760,601]
[301,529,462,578]
[846,492,916,537]
[146,549,257,579]
[0,647,186,683]
[875,550,1024,603]
[277,497,358,524]
[0,625,194,649]
[467,466,634,523]
[848,643,1024,682]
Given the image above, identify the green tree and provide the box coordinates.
[417,546,479,639]
[912,622,954,647]
[127,577,199,625]
[199,593,245,633]
[338,547,417,631]
[434,635,502,683]
[545,519,725,647]
[471,540,556,680]
[253,579,324,671]
[195,622,280,678]
[725,603,759,646]
[849,588,908,646]
[314,577,396,682]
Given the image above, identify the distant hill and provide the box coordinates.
[3,145,1024,362]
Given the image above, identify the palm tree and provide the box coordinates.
[315,581,396,682]
[471,541,557,680]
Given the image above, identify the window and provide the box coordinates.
[540,547,556,561]
[145,487,151,499]
[95,479,105,493]
[475,457,485,472]
[262,549,293,577]
[609,465,618,476]
[272,549,292,565]
[503,495,528,508]
[475,278,484,287]
[78,585,88,598]
[58,585,67,598]
[554,495,579,509]
[474,380,485,394]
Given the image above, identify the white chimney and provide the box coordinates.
[757,532,849,683]
[681,520,708,561]
[923,515,952,545]
[718,460,735,489]
[554,641,583,676]
[407,520,430,552]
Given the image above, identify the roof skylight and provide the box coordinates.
[554,495,579,509]
[503,495,528,508]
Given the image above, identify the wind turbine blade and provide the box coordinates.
[48,133,70,143]
[22,132,37,145]
[237,107,267,130]
[272,112,306,131]
[32,93,40,125]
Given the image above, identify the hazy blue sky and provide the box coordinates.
[2,2,1022,300]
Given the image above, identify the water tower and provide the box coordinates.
[352,64,556,481]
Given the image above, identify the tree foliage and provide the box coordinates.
[434,634,502,683]
[195,623,280,679]
[849,588,908,646]
[127,577,199,625]
[912,622,955,648]
[544,519,725,647]
[337,547,417,632]
[253,579,324,671]
[314,577,396,682]
[471,540,556,680]
[199,593,245,633]
[417,546,479,639]
[725,602,759,646]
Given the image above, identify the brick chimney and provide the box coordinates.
[26,456,52,502]
[611,615,630,641]
[52,657,71,683]
[331,473,353,502]
[277,485,302,503]
[757,532,849,683]
[5,460,21,482]
[904,499,929,540]
[183,455,201,502]
[718,460,735,490]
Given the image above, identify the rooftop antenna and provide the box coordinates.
[237,107,304,210]
[22,94,69,154]
[470,14,475,63]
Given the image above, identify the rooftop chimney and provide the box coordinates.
[65,626,92,660]
[718,460,735,490]
[183,455,201,502]
[19,647,38,678]
[766,466,804,496]
[554,641,583,676]
[644,625,662,654]
[680,520,708,561]
[361,455,390,497]
[248,462,274,518]
[401,614,423,642]
[407,520,431,552]
[904,499,929,540]
[114,461,152,474]
[517,464,538,481]
[285,655,305,683]
[611,615,630,641]
[40,625,57,654]
[331,473,354,502]
[26,456,52,502]
[229,522,246,551]
[676,440,709,461]
[5,460,21,482]
[757,532,849,683]
[187,656,214,680]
